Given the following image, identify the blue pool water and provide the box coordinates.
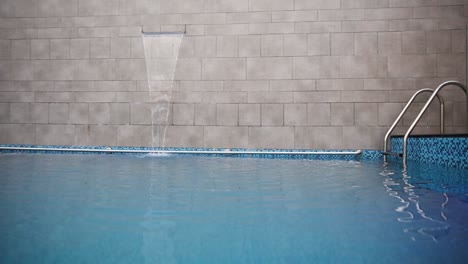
[0,153,467,263]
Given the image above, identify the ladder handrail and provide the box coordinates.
[383,88,445,162]
[403,81,467,167]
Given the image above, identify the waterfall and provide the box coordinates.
[142,32,184,152]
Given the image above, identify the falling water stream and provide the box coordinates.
[142,32,184,152]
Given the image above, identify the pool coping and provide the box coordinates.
[0,144,383,160]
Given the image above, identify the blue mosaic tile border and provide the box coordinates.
[0,144,383,161]
[391,136,468,169]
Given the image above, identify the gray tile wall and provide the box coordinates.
[0,0,466,150]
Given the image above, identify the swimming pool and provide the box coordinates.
[1,153,467,263]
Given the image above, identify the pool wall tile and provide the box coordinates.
[391,136,468,169]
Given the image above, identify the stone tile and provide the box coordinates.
[261,104,283,126]
[195,104,216,125]
[378,103,405,126]
[227,12,271,24]
[11,61,34,81]
[284,34,307,56]
[31,40,50,59]
[0,124,35,144]
[354,33,377,55]
[204,0,248,12]
[261,35,283,56]
[426,30,452,53]
[284,104,307,126]
[206,24,250,35]
[249,0,294,11]
[248,127,294,149]
[308,33,331,55]
[0,92,35,103]
[270,80,316,92]
[331,33,354,56]
[162,126,203,148]
[316,79,364,91]
[295,0,340,9]
[402,31,426,54]
[109,103,130,125]
[272,11,318,22]
[115,59,146,81]
[203,92,247,103]
[7,0,37,17]
[180,81,222,92]
[69,103,89,124]
[295,127,343,149]
[179,37,195,58]
[50,39,70,59]
[217,104,238,125]
[451,29,466,53]
[342,126,386,149]
[36,125,75,146]
[11,40,30,59]
[0,61,10,80]
[111,37,131,58]
[202,58,246,80]
[248,92,294,103]
[355,103,378,126]
[89,125,117,146]
[239,35,261,57]
[388,55,436,78]
[194,36,216,57]
[331,103,354,126]
[172,104,194,125]
[293,57,339,79]
[342,0,388,9]
[296,22,341,34]
[175,58,202,80]
[307,103,330,126]
[204,126,248,148]
[160,0,204,14]
[249,23,294,34]
[75,59,116,80]
[130,103,151,125]
[34,92,73,103]
[90,38,111,58]
[131,37,145,58]
[0,40,10,59]
[0,103,9,123]
[117,125,154,147]
[9,103,30,124]
[224,81,268,92]
[239,104,260,125]
[378,32,401,55]
[49,103,69,124]
[70,39,90,59]
[340,56,387,78]
[37,0,77,17]
[247,57,292,80]
[78,0,119,16]
[341,91,388,103]
[437,54,465,78]
[89,103,110,124]
[34,60,74,81]
[342,21,388,32]
[364,79,414,91]
[217,36,238,57]
[294,91,340,103]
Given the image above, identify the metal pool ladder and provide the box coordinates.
[384,81,468,167]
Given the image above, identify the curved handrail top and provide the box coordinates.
[383,88,444,152]
[404,81,466,141]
